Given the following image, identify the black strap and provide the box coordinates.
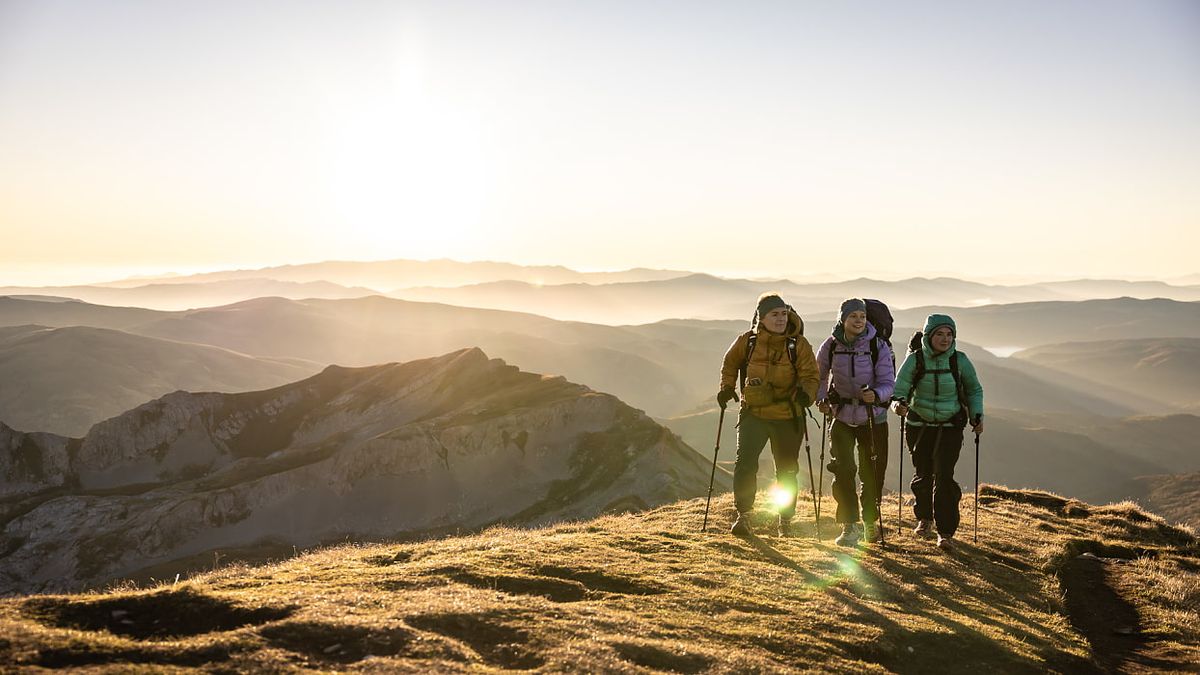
[907,350,970,415]
[740,333,798,394]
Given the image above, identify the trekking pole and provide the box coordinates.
[973,415,981,544]
[702,407,727,532]
[863,387,884,545]
[898,412,905,537]
[818,411,829,541]
[802,412,818,540]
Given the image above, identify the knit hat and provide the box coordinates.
[756,293,787,317]
[838,298,866,323]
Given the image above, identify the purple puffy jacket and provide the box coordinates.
[815,322,896,426]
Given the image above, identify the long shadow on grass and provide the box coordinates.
[739,534,1082,673]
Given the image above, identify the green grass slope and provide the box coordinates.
[2,488,1196,672]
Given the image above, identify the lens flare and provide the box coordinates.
[768,483,794,510]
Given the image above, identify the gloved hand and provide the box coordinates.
[818,400,832,416]
[717,387,738,410]
[794,389,812,408]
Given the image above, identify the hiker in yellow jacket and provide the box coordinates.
[718,293,819,536]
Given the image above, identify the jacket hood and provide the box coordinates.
[921,313,957,353]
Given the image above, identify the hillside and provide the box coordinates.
[1134,472,1200,529]
[0,325,321,436]
[1013,338,1200,411]
[1,488,1195,672]
[0,349,719,596]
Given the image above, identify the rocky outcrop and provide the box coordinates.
[0,349,720,595]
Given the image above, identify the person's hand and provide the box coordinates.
[818,401,832,416]
[717,388,738,410]
[794,389,812,408]
[893,400,909,417]
[860,387,876,404]
[971,417,984,436]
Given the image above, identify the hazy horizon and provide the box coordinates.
[2,256,1198,289]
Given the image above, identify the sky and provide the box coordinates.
[1,0,1198,286]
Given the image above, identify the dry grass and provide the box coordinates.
[1,486,1197,673]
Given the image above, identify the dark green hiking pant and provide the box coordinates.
[734,410,801,520]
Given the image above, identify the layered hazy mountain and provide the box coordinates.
[0,325,322,436]
[1013,338,1200,412]
[0,279,378,312]
[94,259,692,290]
[0,296,1184,431]
[386,274,1200,325]
[893,298,1200,351]
[10,260,1200,324]
[0,349,719,595]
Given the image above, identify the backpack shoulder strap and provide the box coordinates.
[869,336,879,368]
[949,351,969,409]
[739,332,758,391]
[786,336,797,366]
[908,349,926,400]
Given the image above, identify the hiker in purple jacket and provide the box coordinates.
[816,298,896,546]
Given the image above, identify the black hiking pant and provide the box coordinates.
[907,423,964,537]
[734,410,801,520]
[827,419,888,525]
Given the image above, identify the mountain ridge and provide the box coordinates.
[0,349,719,596]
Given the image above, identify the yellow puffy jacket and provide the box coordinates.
[720,310,819,421]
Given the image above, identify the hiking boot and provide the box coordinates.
[937,534,955,551]
[863,521,882,544]
[834,523,860,547]
[730,512,751,536]
[777,517,792,537]
[914,519,933,537]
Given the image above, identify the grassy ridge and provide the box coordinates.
[1,487,1197,673]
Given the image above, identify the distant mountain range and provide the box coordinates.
[0,279,378,312]
[387,274,1200,324]
[0,349,719,595]
[1013,338,1200,412]
[6,259,1199,320]
[94,259,692,290]
[1,296,1188,434]
[0,325,321,436]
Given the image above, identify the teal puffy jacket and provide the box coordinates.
[893,314,984,426]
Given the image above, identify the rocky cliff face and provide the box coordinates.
[0,348,719,595]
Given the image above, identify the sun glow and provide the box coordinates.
[322,36,492,258]
[769,483,795,511]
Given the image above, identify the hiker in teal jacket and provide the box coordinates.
[892,313,983,550]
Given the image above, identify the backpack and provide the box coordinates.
[905,331,969,413]
[864,298,894,345]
